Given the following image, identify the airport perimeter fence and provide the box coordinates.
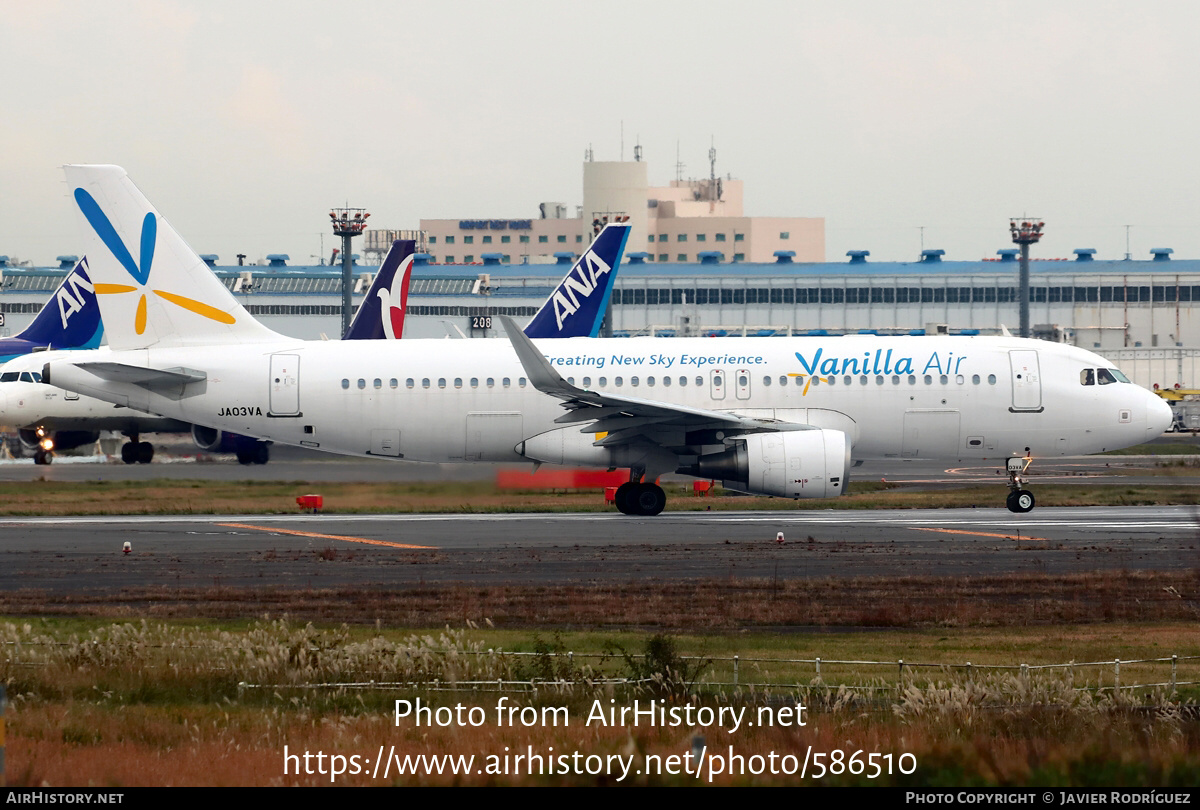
[5,639,1199,702]
[229,650,1200,700]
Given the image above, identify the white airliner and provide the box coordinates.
[40,165,1172,515]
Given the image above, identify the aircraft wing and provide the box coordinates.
[500,316,809,447]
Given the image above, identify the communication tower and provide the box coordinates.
[1010,218,1044,339]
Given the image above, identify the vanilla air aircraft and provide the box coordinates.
[41,165,1171,515]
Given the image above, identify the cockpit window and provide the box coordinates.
[1108,368,1131,383]
[1097,368,1117,385]
[0,372,17,383]
[1080,369,1094,386]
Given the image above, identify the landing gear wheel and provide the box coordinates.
[121,442,137,464]
[137,442,154,464]
[631,483,666,516]
[1007,489,1035,513]
[252,443,270,465]
[613,482,635,514]
[33,449,51,465]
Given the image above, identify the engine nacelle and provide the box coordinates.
[191,424,235,453]
[686,429,851,499]
[18,428,99,453]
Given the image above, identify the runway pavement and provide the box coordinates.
[0,506,1195,592]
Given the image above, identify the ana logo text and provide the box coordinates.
[552,249,612,330]
[56,262,95,329]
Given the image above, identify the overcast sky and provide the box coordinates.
[4,0,1200,266]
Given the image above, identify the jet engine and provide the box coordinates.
[191,425,271,464]
[18,428,100,454]
[684,429,851,499]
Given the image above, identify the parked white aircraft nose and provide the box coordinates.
[1148,391,1173,436]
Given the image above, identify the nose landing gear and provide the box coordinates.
[1005,452,1035,513]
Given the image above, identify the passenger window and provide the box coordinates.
[599,377,607,386]
[615,377,623,386]
[519,377,527,387]
[341,378,349,389]
[438,378,447,389]
[680,377,687,386]
[583,376,592,387]
[972,375,981,385]
[956,375,964,384]
[502,377,511,388]
[940,375,948,384]
[648,377,655,386]
[924,375,933,385]
[987,374,997,385]
[694,376,703,386]
[373,378,382,389]
[390,378,398,389]
[843,375,852,385]
[631,376,640,386]
[860,375,868,385]
[1080,369,1094,386]
[876,376,884,385]
[713,375,722,386]
[454,378,463,388]
[891,375,900,385]
[470,378,478,388]
[567,377,575,385]
[357,379,366,389]
[406,378,414,388]
[661,376,670,387]
[763,376,772,386]
[907,375,916,385]
[486,377,495,387]
[422,378,431,388]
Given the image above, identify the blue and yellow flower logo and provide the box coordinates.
[74,188,236,335]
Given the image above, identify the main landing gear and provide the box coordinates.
[120,433,155,464]
[614,465,666,516]
[1005,452,1035,513]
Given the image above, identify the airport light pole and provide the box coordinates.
[330,208,370,337]
[1010,218,1044,339]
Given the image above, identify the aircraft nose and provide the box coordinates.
[1146,390,1173,436]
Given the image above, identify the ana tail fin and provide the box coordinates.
[523,222,629,338]
[63,164,283,350]
[343,240,415,340]
[14,258,104,350]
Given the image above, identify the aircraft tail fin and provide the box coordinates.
[63,164,284,350]
[523,222,630,338]
[14,258,104,350]
[343,240,415,340]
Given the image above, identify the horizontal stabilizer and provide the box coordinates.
[68,362,206,397]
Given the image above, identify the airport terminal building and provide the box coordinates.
[3,159,1199,389]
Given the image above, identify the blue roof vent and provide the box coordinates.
[266,254,290,267]
[846,250,870,264]
[920,249,945,263]
[996,249,1019,262]
[553,251,576,265]
[625,252,649,264]
[0,256,9,268]
[1073,248,1096,262]
[773,250,795,264]
[1151,248,1173,261]
[413,253,432,266]
[481,253,504,265]
[698,251,723,265]
[199,254,219,267]
[56,255,79,269]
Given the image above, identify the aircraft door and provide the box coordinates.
[735,368,752,400]
[710,369,726,400]
[269,353,300,416]
[1009,350,1042,412]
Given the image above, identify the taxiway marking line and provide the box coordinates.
[910,527,1049,542]
[216,522,435,550]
